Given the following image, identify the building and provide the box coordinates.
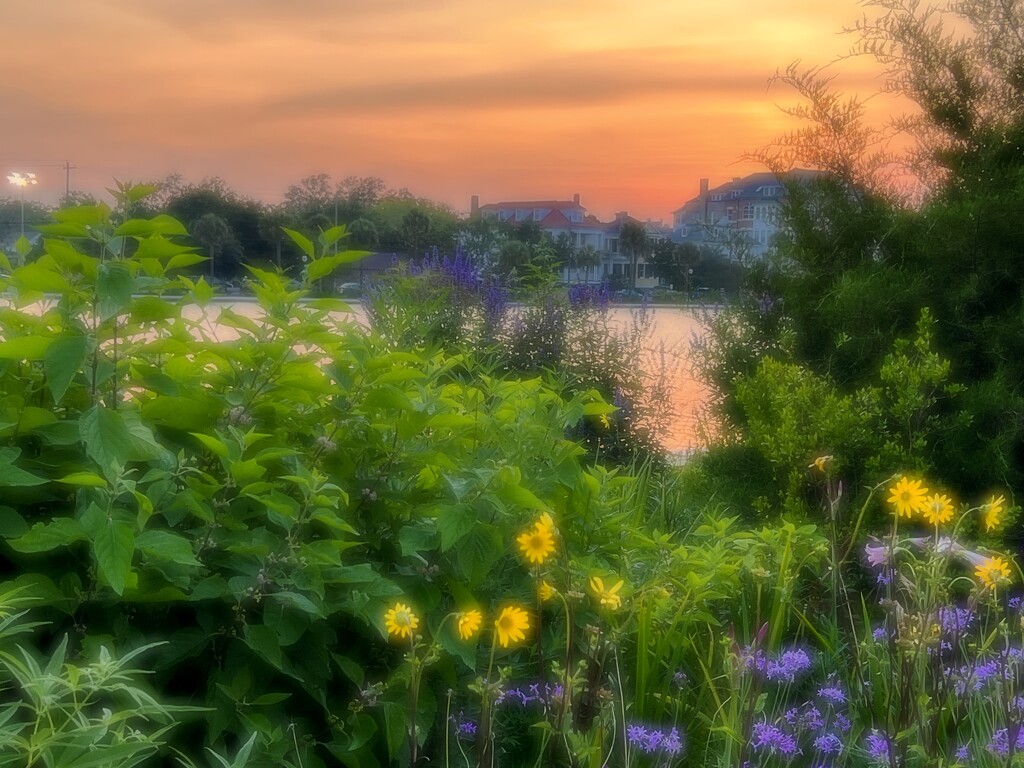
[602,212,672,290]
[671,170,820,262]
[471,195,668,288]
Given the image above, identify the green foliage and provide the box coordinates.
[0,191,644,765]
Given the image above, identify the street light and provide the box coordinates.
[7,171,38,239]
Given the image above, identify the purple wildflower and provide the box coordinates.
[835,714,852,733]
[627,723,685,758]
[751,722,800,758]
[767,649,814,683]
[818,685,847,705]
[865,731,892,763]
[814,733,843,755]
[872,626,888,643]
[938,606,975,637]
[987,727,1024,756]
[955,744,969,762]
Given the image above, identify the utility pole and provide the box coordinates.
[63,161,76,202]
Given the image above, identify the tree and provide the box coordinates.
[650,241,702,292]
[575,244,603,282]
[158,179,268,277]
[618,221,649,291]
[400,209,431,257]
[190,213,237,280]
[698,0,1024,511]
[348,218,379,250]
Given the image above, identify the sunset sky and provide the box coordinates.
[1,0,894,221]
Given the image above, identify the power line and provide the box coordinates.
[64,161,76,198]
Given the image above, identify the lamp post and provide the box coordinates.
[6,171,38,239]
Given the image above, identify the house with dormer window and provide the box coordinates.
[671,170,821,262]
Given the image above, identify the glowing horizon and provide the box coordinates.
[1,0,895,222]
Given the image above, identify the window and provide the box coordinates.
[742,203,754,220]
[763,186,780,196]
[726,207,736,222]
[732,189,742,198]
[710,193,724,202]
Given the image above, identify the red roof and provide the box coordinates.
[478,199,583,211]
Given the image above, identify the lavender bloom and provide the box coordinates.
[800,707,825,731]
[662,727,685,757]
[628,725,648,744]
[818,685,847,705]
[987,727,1024,756]
[449,713,477,740]
[627,723,685,758]
[767,649,814,683]
[673,669,689,687]
[814,733,843,755]
[955,744,969,762]
[876,571,893,586]
[834,714,852,733]
[938,606,976,637]
[496,682,563,707]
[481,283,508,327]
[751,722,800,758]
[865,731,892,763]
[872,626,888,643]
[1009,596,1023,611]
[568,282,611,312]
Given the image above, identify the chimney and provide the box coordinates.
[732,177,740,183]
[699,178,709,196]
[470,195,479,216]
[615,211,628,221]
[573,193,580,205]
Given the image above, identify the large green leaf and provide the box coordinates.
[81,504,135,595]
[0,447,47,487]
[435,504,474,551]
[456,524,503,583]
[0,335,54,361]
[114,214,188,237]
[11,262,71,293]
[44,332,91,404]
[79,405,164,471]
[96,261,135,320]
[306,251,370,282]
[135,530,201,567]
[281,228,314,259]
[6,517,87,552]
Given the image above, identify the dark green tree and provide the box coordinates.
[190,212,237,280]
[618,221,649,291]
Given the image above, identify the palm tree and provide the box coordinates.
[618,221,649,292]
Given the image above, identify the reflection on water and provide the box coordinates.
[605,307,709,454]
[187,300,710,454]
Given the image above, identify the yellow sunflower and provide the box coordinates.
[887,476,929,519]
[984,495,1006,532]
[517,522,555,565]
[923,493,954,526]
[384,602,419,639]
[975,556,1012,589]
[589,576,625,610]
[494,605,530,647]
[457,609,482,641]
[538,580,556,602]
